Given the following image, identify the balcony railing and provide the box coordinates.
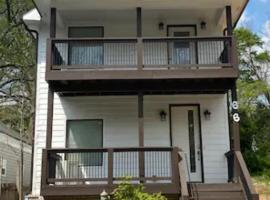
[41,147,181,196]
[47,36,235,71]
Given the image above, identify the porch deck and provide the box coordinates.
[41,147,184,198]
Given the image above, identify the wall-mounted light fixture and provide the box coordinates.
[204,110,211,120]
[158,22,164,31]
[200,21,207,30]
[159,110,167,121]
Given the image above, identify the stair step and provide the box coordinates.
[190,183,245,200]
[194,191,243,198]
[192,183,242,192]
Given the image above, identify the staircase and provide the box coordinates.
[190,183,246,200]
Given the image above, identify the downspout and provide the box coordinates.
[23,22,39,193]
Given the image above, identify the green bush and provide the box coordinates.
[112,179,167,200]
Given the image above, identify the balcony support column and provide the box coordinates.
[50,8,56,38]
[138,93,145,182]
[46,86,54,149]
[136,7,142,37]
[226,5,233,36]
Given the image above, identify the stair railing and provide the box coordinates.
[178,150,190,200]
[225,150,259,200]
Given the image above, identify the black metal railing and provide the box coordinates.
[42,147,179,186]
[47,36,235,70]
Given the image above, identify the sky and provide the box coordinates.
[238,0,270,47]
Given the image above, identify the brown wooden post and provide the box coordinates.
[136,7,143,70]
[138,93,145,182]
[136,7,142,37]
[41,149,48,188]
[231,82,240,151]
[108,148,114,187]
[50,8,56,38]
[46,86,54,149]
[45,8,56,149]
[226,6,233,36]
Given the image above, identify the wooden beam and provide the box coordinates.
[231,82,240,151]
[136,7,142,37]
[46,86,54,148]
[46,68,239,81]
[226,6,233,36]
[50,8,56,38]
[138,92,144,147]
[138,93,145,182]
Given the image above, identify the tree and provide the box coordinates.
[0,0,35,140]
[235,28,270,177]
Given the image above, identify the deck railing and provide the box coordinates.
[225,150,259,200]
[41,147,180,188]
[47,36,235,71]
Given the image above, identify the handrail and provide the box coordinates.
[178,151,189,200]
[225,150,259,200]
[47,35,235,71]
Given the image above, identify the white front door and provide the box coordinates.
[171,105,202,182]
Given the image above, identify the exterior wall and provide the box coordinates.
[0,132,32,186]
[51,94,229,183]
[31,9,230,196]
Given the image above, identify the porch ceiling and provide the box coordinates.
[34,0,248,27]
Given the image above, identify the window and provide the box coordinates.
[68,27,104,65]
[1,159,7,177]
[188,110,196,173]
[66,120,103,166]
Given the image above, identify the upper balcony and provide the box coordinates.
[31,1,247,94]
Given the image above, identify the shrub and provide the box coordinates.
[112,179,167,200]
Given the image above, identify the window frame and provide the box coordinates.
[65,119,104,149]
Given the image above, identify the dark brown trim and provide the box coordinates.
[46,86,54,148]
[46,68,239,81]
[50,8,56,38]
[169,104,204,183]
[231,82,240,151]
[65,119,104,149]
[136,7,142,37]
[226,6,233,36]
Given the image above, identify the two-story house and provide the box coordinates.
[23,0,259,199]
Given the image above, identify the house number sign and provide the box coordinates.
[231,101,240,122]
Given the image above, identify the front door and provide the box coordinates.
[171,105,202,182]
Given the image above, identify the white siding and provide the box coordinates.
[32,9,230,196]
[0,133,32,186]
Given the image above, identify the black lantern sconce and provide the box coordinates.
[160,110,167,121]
[158,22,164,31]
[200,21,207,30]
[204,110,211,120]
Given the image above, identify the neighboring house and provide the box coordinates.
[0,122,32,188]
[23,0,259,199]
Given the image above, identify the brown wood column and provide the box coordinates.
[46,8,56,149]
[226,6,233,36]
[138,93,145,182]
[136,7,142,37]
[138,93,144,147]
[46,86,54,148]
[50,8,56,38]
[231,82,240,151]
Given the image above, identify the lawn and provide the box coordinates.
[253,176,270,200]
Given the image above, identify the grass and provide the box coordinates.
[253,176,270,200]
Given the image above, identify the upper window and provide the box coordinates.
[66,119,103,149]
[66,119,103,166]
